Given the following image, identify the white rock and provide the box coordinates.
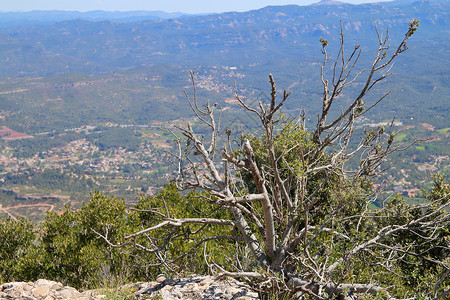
[155,274,168,283]
[36,279,58,287]
[32,285,50,297]
[57,287,80,298]
[1,276,258,300]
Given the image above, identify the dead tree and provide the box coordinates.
[98,20,449,299]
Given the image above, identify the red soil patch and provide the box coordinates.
[0,126,33,140]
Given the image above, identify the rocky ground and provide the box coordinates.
[0,275,259,299]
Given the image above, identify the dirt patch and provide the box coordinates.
[420,123,435,131]
[150,140,171,148]
[0,126,33,140]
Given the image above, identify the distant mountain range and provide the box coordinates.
[0,10,193,28]
[0,0,448,76]
[0,0,448,129]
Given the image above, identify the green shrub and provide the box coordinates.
[0,217,37,283]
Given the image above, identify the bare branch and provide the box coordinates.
[125,218,235,240]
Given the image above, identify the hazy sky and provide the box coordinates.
[0,0,392,13]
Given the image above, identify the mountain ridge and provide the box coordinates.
[0,0,448,129]
[1,0,448,77]
[0,10,195,28]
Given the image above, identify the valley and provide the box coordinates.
[0,0,448,221]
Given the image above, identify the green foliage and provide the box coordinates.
[394,133,408,142]
[4,168,94,192]
[0,192,144,288]
[234,120,448,298]
[436,127,450,134]
[346,175,449,297]
[87,127,141,151]
[0,217,36,283]
[0,186,236,288]
[405,19,419,39]
[287,174,449,298]
[134,184,234,276]
[38,192,145,288]
[242,119,369,228]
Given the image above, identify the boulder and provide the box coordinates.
[0,275,259,300]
